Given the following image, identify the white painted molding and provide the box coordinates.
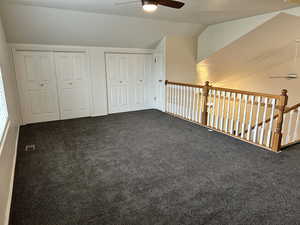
[0,120,11,157]
[4,124,19,225]
[9,43,154,54]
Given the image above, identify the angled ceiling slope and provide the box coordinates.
[3,0,300,25]
[197,13,300,102]
[0,3,205,48]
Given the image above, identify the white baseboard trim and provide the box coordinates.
[4,125,20,225]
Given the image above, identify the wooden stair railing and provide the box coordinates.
[165,80,289,152]
[245,102,300,149]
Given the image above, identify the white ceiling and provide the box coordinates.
[4,0,300,25]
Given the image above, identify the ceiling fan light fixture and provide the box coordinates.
[142,0,158,12]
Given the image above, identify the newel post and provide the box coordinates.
[202,81,210,125]
[272,89,288,152]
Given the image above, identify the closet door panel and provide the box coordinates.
[15,51,60,124]
[106,54,130,114]
[131,55,146,111]
[55,52,91,120]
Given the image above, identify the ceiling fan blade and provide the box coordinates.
[157,0,185,9]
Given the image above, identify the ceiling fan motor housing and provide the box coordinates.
[142,0,158,6]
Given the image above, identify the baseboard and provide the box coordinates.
[4,125,20,225]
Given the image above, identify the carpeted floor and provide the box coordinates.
[9,109,300,225]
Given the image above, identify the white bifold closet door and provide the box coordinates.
[15,51,91,124]
[54,52,90,120]
[106,53,152,114]
[14,51,60,124]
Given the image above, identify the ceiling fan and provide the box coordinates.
[115,0,185,12]
[269,40,299,80]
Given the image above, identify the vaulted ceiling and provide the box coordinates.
[197,13,300,103]
[0,0,299,48]
[4,0,300,25]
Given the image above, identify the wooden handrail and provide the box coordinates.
[284,103,300,113]
[206,96,282,109]
[166,80,281,99]
[209,86,281,99]
[281,139,300,149]
[165,80,204,89]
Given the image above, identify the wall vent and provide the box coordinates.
[25,144,36,152]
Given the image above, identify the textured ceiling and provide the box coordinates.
[4,0,300,25]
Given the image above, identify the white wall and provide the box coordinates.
[0,3,205,49]
[0,17,21,225]
[197,6,300,62]
[166,36,198,83]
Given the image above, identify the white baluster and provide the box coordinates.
[230,93,237,135]
[192,87,196,121]
[190,87,193,120]
[253,96,261,143]
[235,94,242,136]
[167,84,171,113]
[215,91,221,129]
[282,114,287,145]
[180,86,184,116]
[241,95,248,138]
[266,99,276,147]
[171,85,175,114]
[220,92,226,131]
[193,87,197,121]
[225,92,231,132]
[259,97,268,145]
[169,84,172,114]
[186,87,190,119]
[185,86,189,118]
[199,89,203,123]
[247,96,255,141]
[172,85,176,114]
[177,85,180,115]
[189,87,193,120]
[286,110,294,144]
[293,107,300,141]
[211,90,216,127]
[185,86,189,119]
[207,90,212,126]
[194,88,198,121]
[182,86,186,118]
[174,85,177,115]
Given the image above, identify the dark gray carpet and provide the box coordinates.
[9,109,300,225]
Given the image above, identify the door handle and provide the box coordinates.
[139,80,143,82]
[40,83,44,87]
[158,80,163,82]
